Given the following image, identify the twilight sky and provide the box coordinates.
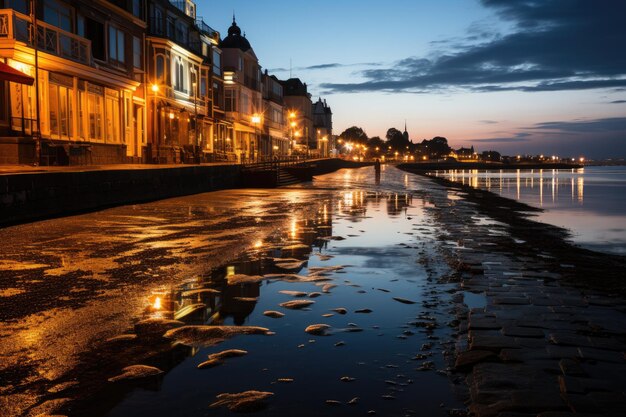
[198,0,626,159]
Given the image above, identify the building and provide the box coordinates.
[312,97,332,157]
[219,16,262,163]
[0,0,147,165]
[261,70,288,157]
[279,78,312,156]
[146,0,220,163]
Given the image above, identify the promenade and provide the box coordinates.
[421,175,626,416]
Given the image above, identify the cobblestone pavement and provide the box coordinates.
[420,179,626,417]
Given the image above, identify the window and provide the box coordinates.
[43,0,72,32]
[174,58,184,92]
[156,55,165,83]
[7,0,29,15]
[77,14,84,37]
[153,8,163,35]
[105,89,120,143]
[240,93,249,114]
[109,26,125,64]
[224,89,236,112]
[133,36,141,68]
[85,18,105,60]
[48,73,73,139]
[87,84,104,140]
[212,50,221,76]
[213,82,221,108]
[132,0,142,18]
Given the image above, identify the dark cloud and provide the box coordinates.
[530,117,626,133]
[479,120,499,124]
[473,132,532,143]
[610,100,626,104]
[302,63,343,70]
[321,1,626,93]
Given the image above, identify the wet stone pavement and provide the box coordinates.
[419,180,626,417]
[0,166,625,417]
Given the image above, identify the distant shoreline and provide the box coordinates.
[398,165,626,294]
[397,161,584,171]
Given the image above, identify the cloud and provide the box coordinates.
[530,117,626,133]
[472,132,532,143]
[268,62,383,75]
[321,1,626,94]
[479,120,499,124]
[610,100,626,104]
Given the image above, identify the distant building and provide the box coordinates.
[312,97,332,157]
[0,0,147,165]
[451,145,477,160]
[220,16,262,163]
[261,71,288,157]
[280,78,313,156]
[146,0,218,163]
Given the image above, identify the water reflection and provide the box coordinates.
[439,168,586,205]
[433,167,626,255]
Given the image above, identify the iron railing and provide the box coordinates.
[0,9,90,65]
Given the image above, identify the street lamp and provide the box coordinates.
[151,83,159,163]
[251,114,261,162]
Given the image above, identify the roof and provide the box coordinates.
[219,17,252,52]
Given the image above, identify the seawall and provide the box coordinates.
[0,158,371,227]
[0,164,242,227]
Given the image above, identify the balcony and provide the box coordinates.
[148,18,201,55]
[0,9,91,66]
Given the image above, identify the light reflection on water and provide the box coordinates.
[433,166,626,255]
[100,171,461,417]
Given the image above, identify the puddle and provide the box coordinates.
[463,292,487,309]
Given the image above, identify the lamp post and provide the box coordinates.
[251,114,261,162]
[288,111,296,157]
[151,83,159,163]
[30,0,41,164]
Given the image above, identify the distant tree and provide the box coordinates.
[339,126,368,144]
[386,127,409,150]
[367,136,385,149]
[481,150,501,162]
[420,136,451,158]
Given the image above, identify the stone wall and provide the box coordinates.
[0,164,242,227]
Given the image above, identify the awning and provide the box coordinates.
[0,62,34,85]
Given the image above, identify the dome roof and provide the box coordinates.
[220,17,252,52]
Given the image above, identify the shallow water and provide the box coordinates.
[0,166,465,417]
[432,166,626,255]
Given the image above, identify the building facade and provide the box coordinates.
[279,77,312,156]
[146,0,221,163]
[312,97,332,157]
[0,0,147,165]
[219,17,262,164]
[261,71,288,158]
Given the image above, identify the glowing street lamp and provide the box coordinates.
[151,84,160,163]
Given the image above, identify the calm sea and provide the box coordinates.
[431,166,626,255]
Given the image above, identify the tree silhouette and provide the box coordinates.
[386,127,409,150]
[339,126,368,144]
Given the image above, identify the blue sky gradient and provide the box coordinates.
[199,0,626,159]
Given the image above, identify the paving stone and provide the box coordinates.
[470,317,502,330]
[502,326,544,338]
[470,332,520,352]
[548,333,593,347]
[456,350,498,371]
[510,390,568,411]
[587,336,626,351]
[559,358,587,376]
[577,347,625,363]
[499,348,550,363]
[531,297,562,306]
[558,375,614,395]
[492,297,531,306]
